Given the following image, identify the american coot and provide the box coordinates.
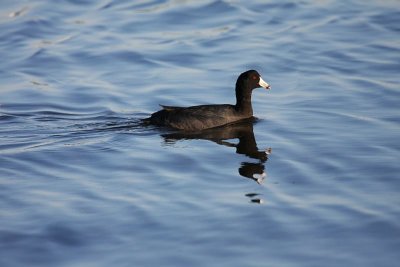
[146,70,270,131]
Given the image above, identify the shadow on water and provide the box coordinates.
[160,118,272,203]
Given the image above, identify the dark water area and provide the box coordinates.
[1,1,399,266]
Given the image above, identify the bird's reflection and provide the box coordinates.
[162,118,271,203]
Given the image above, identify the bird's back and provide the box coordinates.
[148,104,250,131]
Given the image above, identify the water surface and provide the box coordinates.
[1,1,399,266]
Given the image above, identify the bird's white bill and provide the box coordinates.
[253,172,266,184]
[259,77,271,89]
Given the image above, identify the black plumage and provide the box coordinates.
[145,70,270,131]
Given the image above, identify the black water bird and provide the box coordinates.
[146,70,270,131]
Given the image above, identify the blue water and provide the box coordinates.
[1,1,399,266]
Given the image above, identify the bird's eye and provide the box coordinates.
[252,75,257,80]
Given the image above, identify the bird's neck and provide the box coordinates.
[235,82,253,115]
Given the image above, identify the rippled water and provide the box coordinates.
[1,1,399,266]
